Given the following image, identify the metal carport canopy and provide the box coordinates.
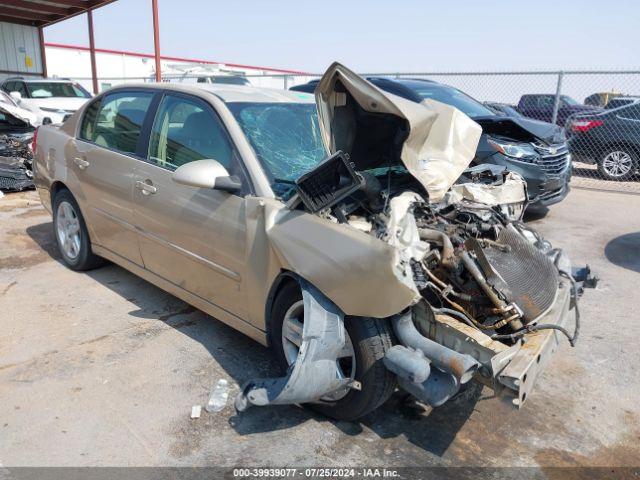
[0,0,162,95]
[0,0,117,27]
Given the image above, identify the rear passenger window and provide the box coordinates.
[147,94,234,170]
[85,92,153,154]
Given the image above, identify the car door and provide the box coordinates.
[132,92,250,319]
[616,104,640,150]
[70,90,155,265]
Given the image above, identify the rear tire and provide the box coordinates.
[597,147,637,181]
[52,189,104,271]
[271,281,396,421]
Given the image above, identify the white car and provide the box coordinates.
[1,77,92,124]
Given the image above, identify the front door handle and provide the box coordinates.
[135,180,157,195]
[74,157,90,170]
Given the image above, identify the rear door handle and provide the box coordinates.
[74,157,90,170]
[135,180,157,195]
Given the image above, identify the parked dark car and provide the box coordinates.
[289,79,319,93]
[604,97,640,109]
[566,102,640,181]
[291,78,571,211]
[517,94,601,126]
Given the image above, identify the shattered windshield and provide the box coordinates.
[228,102,328,198]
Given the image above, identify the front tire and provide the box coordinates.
[271,281,396,421]
[597,147,637,181]
[52,189,104,271]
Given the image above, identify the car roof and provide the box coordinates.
[105,83,316,104]
[367,77,438,88]
[4,77,76,84]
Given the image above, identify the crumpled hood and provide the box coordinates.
[315,63,482,202]
[473,115,565,145]
[0,104,38,128]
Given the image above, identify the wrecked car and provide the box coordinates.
[1,92,35,192]
[33,63,586,420]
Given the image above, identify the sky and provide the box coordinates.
[44,0,639,74]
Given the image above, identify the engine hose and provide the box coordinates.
[424,268,481,303]
[419,228,455,268]
[559,269,581,346]
[431,307,480,331]
[491,271,580,347]
[426,276,506,331]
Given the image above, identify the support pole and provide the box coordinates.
[38,26,47,78]
[87,10,99,94]
[551,71,564,126]
[152,0,161,82]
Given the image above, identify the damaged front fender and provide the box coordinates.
[266,207,420,318]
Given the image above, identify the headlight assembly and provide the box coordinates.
[488,138,537,161]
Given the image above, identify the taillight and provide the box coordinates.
[570,119,603,133]
[31,127,39,154]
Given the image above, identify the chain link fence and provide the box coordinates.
[78,70,640,194]
[377,70,640,195]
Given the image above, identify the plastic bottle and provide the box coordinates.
[205,378,229,413]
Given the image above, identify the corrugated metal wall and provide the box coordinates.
[0,21,43,78]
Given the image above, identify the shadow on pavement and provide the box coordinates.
[604,232,640,273]
[25,221,62,261]
[25,220,480,459]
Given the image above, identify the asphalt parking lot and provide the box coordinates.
[1,187,639,469]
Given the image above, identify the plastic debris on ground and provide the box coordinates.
[205,378,229,413]
[190,405,201,419]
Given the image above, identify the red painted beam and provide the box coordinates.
[87,10,99,94]
[151,0,161,82]
[38,26,47,77]
[44,42,312,75]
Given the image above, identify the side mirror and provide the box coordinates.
[172,159,242,193]
[9,91,22,101]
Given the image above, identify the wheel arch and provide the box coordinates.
[598,141,640,161]
[50,181,70,209]
[50,182,96,246]
[264,270,301,347]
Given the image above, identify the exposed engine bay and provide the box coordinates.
[0,133,35,192]
[292,149,577,345]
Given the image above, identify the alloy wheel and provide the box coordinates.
[56,201,81,260]
[602,150,633,178]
